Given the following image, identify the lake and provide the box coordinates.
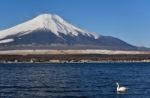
[0,63,150,98]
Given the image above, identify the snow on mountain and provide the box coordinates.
[0,14,99,43]
[0,39,14,44]
[0,13,139,50]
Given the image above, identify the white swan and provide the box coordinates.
[116,82,128,92]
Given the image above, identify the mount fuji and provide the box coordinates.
[0,14,137,50]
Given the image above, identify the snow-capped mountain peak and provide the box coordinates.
[0,13,100,41]
[34,14,99,38]
[0,13,137,50]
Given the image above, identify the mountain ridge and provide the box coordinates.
[0,14,99,41]
[0,13,141,50]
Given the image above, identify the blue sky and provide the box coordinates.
[0,0,150,47]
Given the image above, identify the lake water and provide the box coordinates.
[0,63,150,98]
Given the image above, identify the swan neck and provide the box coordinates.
[117,83,119,88]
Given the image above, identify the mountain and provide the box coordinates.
[0,14,137,50]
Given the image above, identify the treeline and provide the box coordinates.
[0,54,150,62]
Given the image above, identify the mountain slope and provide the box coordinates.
[0,14,137,50]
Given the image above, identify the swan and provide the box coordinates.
[116,82,128,92]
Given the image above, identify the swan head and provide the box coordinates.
[116,82,119,86]
[116,82,120,88]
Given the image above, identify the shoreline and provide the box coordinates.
[1,60,150,64]
[0,50,149,64]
